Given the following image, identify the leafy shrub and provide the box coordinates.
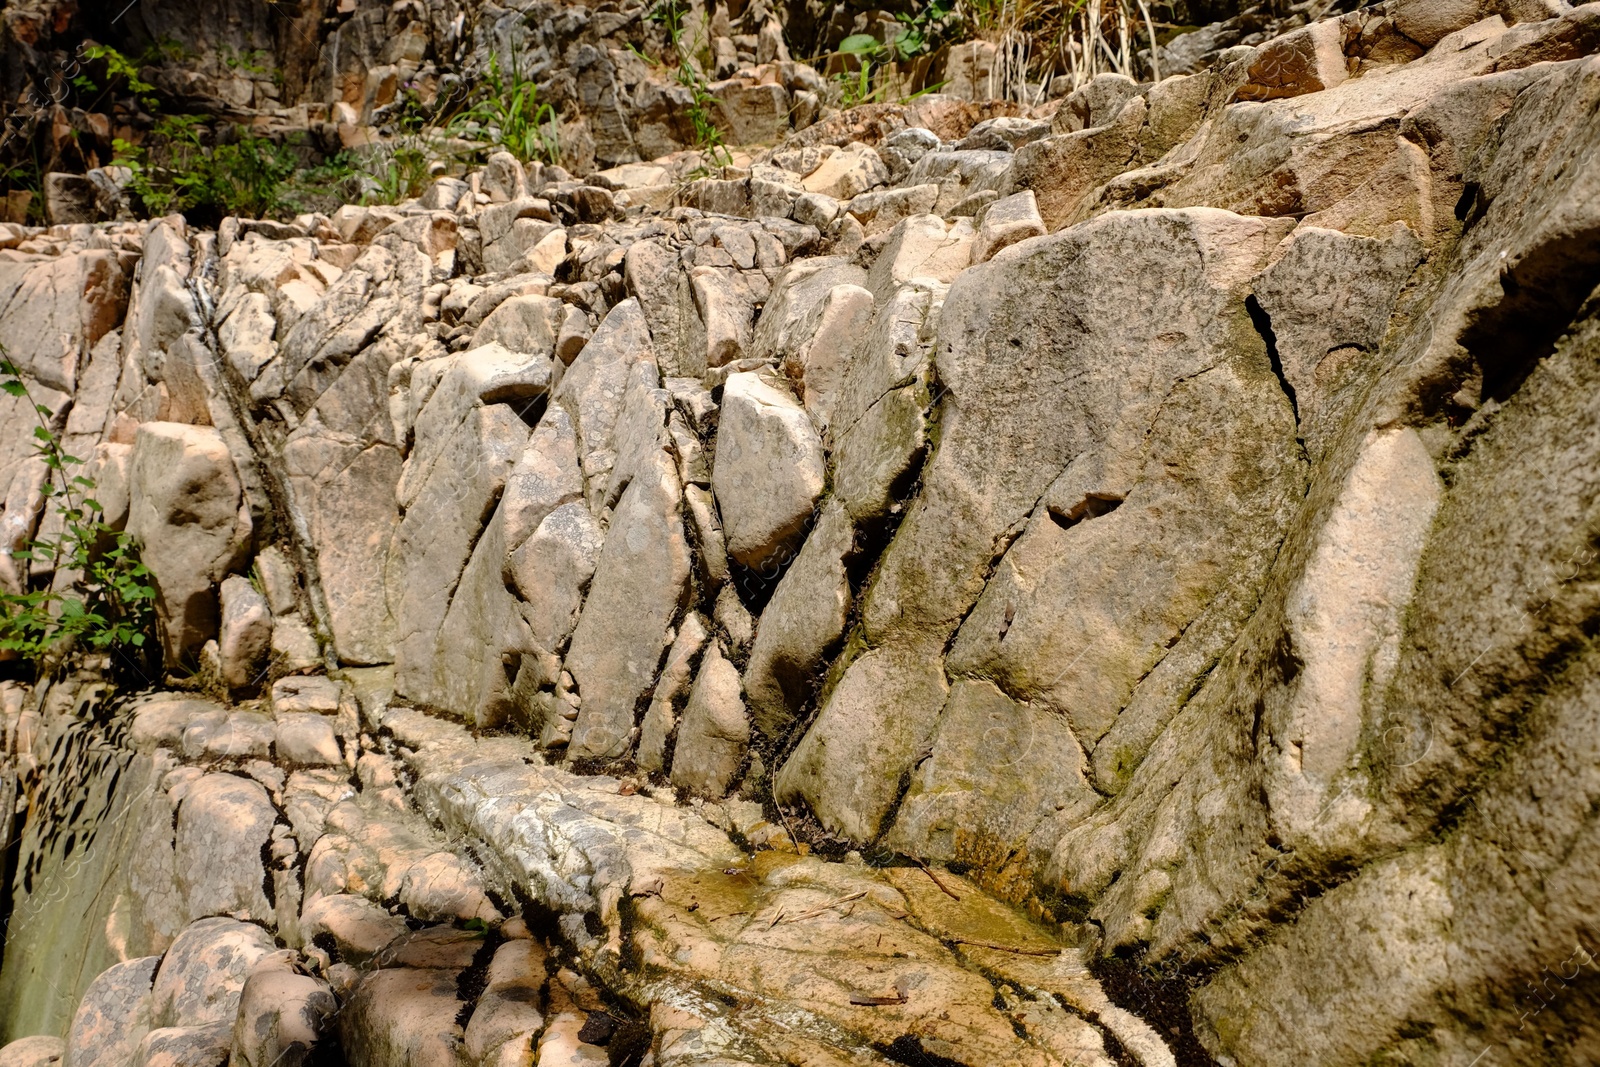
[448,55,562,165]
[115,116,299,223]
[0,353,156,676]
[73,43,161,111]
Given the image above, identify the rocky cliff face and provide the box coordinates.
[1,0,1598,1064]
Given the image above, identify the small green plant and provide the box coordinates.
[448,55,561,165]
[834,37,888,108]
[892,0,958,58]
[73,43,160,111]
[219,46,274,77]
[284,149,368,212]
[683,78,731,167]
[367,137,435,204]
[649,0,732,167]
[115,116,298,221]
[0,353,156,674]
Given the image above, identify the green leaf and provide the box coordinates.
[839,34,882,55]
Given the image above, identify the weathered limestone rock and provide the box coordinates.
[472,294,565,354]
[129,1022,232,1067]
[0,249,129,393]
[1009,97,1147,231]
[800,142,890,200]
[271,676,342,715]
[1261,428,1442,865]
[605,359,672,509]
[216,576,271,690]
[151,919,276,1029]
[297,896,409,968]
[565,449,692,760]
[1053,73,1142,133]
[750,257,868,370]
[551,298,656,501]
[1235,19,1351,101]
[1251,224,1424,460]
[0,1036,63,1067]
[973,189,1047,262]
[780,282,875,429]
[336,968,470,1067]
[5,12,1600,1065]
[181,710,276,761]
[64,957,159,1067]
[775,643,950,840]
[865,214,974,298]
[635,619,706,774]
[846,183,940,236]
[509,500,604,657]
[282,436,402,665]
[828,282,941,524]
[670,644,750,798]
[229,964,336,1067]
[174,776,277,923]
[904,148,1012,216]
[742,499,854,739]
[217,291,277,384]
[462,940,545,1065]
[389,399,530,711]
[886,679,1099,893]
[274,714,343,766]
[127,423,249,666]
[711,373,825,571]
[430,504,528,727]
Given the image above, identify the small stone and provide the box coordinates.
[974,190,1047,263]
[217,576,272,690]
[271,675,343,716]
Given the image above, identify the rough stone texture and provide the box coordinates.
[669,644,749,798]
[216,576,271,690]
[126,423,248,666]
[776,643,951,841]
[974,189,1048,262]
[742,499,854,739]
[0,1036,63,1067]
[4,10,1600,1066]
[228,964,335,1067]
[151,920,276,1030]
[336,968,470,1067]
[64,957,160,1067]
[173,777,277,925]
[565,449,692,760]
[389,399,530,712]
[711,373,826,571]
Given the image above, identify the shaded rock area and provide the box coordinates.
[1,1,1599,1065]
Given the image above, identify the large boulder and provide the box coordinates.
[126,423,249,666]
[150,919,276,1030]
[230,963,336,1067]
[173,774,278,928]
[565,450,692,760]
[669,644,750,798]
[64,957,160,1067]
[0,249,130,393]
[710,373,826,572]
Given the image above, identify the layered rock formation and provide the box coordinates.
[2,0,1599,1064]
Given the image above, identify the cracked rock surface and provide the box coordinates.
[1,1,1600,1064]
